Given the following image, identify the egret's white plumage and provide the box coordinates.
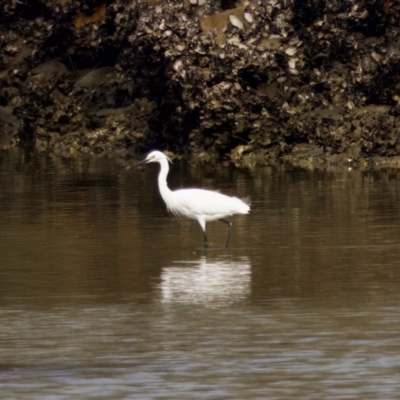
[130,150,250,248]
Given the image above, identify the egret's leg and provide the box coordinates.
[220,219,233,248]
[197,218,208,248]
[203,232,209,248]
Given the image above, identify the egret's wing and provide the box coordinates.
[171,189,249,218]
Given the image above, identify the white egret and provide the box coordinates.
[129,150,250,248]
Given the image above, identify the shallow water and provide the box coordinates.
[1,150,400,399]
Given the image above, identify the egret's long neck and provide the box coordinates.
[157,158,173,201]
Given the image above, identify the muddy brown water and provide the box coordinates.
[1,151,400,399]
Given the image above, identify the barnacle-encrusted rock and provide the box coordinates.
[0,0,400,167]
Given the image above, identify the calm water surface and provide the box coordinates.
[1,150,400,399]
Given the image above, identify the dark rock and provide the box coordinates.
[0,0,399,167]
[0,106,20,148]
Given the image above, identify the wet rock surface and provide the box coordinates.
[1,0,400,167]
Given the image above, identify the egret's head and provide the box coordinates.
[145,150,172,164]
[129,150,172,169]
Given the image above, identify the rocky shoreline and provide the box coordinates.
[1,0,400,168]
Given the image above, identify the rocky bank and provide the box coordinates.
[1,0,400,167]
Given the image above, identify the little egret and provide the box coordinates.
[129,150,250,248]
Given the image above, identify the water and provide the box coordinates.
[1,149,400,399]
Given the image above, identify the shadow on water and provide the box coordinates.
[1,150,400,398]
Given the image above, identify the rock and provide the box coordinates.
[0,106,20,148]
[0,0,399,166]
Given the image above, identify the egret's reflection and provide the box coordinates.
[158,256,251,306]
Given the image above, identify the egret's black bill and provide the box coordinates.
[127,158,148,170]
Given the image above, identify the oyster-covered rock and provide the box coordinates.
[0,0,399,167]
